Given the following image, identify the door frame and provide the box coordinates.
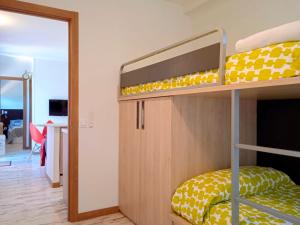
[22,75,32,150]
[0,0,79,222]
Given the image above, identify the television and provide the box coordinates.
[49,99,68,116]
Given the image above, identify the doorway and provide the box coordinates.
[0,1,79,222]
[0,75,32,155]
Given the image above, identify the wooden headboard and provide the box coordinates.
[171,95,257,193]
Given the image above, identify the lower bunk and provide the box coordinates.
[171,167,300,225]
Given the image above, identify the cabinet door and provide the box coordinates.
[119,100,141,223]
[139,97,172,225]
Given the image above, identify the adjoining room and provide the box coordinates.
[0,8,70,224]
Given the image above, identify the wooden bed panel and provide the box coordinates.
[170,96,256,193]
[139,97,173,225]
[121,43,220,87]
[171,96,231,192]
[119,100,141,223]
[240,99,257,165]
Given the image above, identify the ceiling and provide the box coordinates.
[0,10,68,61]
[166,0,209,13]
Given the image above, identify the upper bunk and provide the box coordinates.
[119,22,300,101]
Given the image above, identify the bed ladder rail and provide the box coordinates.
[231,89,300,225]
[236,144,300,158]
[237,197,300,224]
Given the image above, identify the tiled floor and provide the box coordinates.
[0,151,133,225]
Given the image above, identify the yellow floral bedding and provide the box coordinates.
[121,42,300,96]
[171,167,300,225]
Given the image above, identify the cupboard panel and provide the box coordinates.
[119,100,141,223]
[139,98,172,225]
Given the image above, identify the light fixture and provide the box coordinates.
[17,55,33,62]
[22,71,32,80]
[0,13,13,26]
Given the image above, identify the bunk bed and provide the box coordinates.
[119,24,300,225]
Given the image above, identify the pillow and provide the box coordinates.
[236,20,300,52]
[10,120,23,128]
[171,166,294,225]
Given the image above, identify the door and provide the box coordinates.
[119,100,141,223]
[139,97,172,225]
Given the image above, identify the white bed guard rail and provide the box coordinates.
[231,89,300,225]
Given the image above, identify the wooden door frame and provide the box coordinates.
[0,0,79,222]
[23,76,32,150]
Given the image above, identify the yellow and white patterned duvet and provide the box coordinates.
[171,167,300,225]
[121,42,300,96]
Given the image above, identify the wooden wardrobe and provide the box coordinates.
[119,95,257,225]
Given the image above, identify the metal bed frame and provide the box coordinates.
[231,89,300,225]
[119,28,227,96]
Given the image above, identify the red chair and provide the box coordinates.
[29,123,46,165]
[42,120,54,137]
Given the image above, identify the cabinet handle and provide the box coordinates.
[141,101,145,130]
[136,101,140,129]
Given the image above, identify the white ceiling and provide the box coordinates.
[167,0,197,4]
[166,0,209,13]
[0,10,68,61]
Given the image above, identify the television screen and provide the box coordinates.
[49,99,68,116]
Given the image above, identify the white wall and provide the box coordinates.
[0,54,33,77]
[0,80,23,109]
[188,0,300,55]
[32,58,68,125]
[23,0,193,213]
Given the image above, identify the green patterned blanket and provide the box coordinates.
[172,167,300,225]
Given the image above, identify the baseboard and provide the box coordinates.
[51,182,61,188]
[76,206,119,221]
[45,171,61,188]
[44,168,118,221]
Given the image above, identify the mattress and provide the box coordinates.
[121,41,300,96]
[7,120,23,144]
[7,126,23,144]
[171,167,300,225]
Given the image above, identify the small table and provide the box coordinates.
[61,128,68,205]
[45,123,68,187]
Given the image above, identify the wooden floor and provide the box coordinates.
[0,151,133,225]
